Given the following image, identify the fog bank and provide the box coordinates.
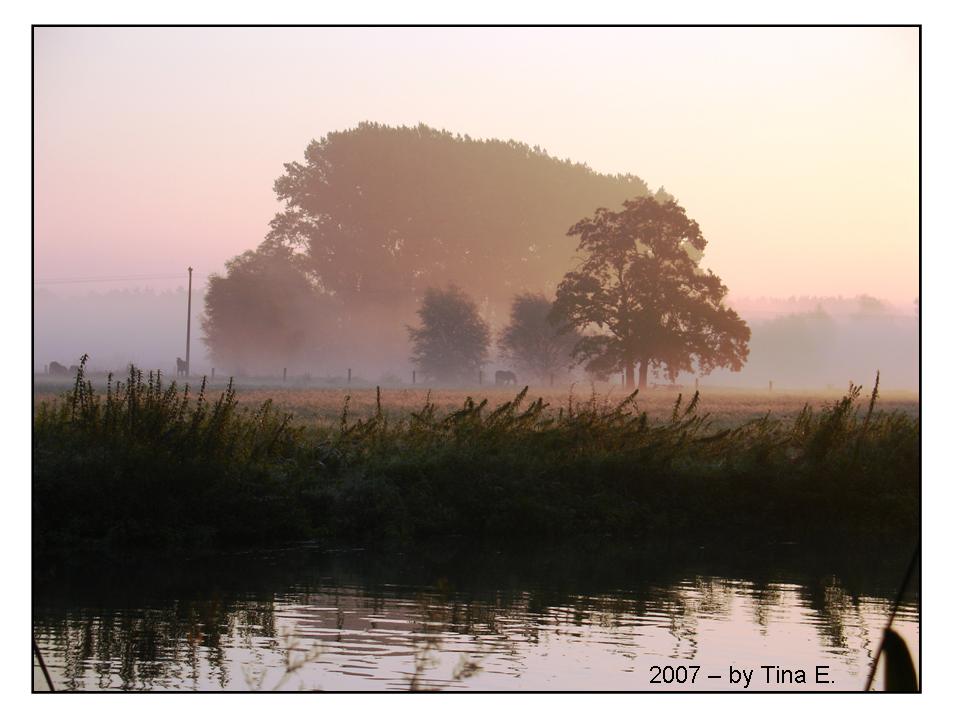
[33,288,919,391]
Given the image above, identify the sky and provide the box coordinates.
[33,26,919,305]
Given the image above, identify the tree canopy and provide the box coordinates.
[201,246,331,374]
[267,122,651,307]
[204,123,655,374]
[498,292,580,384]
[408,285,490,384]
[550,196,750,389]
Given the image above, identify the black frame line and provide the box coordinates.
[29,22,922,695]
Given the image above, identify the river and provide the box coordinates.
[32,538,919,691]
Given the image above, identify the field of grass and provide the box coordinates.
[33,374,920,428]
[32,361,920,557]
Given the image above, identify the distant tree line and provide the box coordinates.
[203,123,749,387]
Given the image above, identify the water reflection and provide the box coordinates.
[33,539,919,691]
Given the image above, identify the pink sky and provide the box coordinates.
[33,27,919,304]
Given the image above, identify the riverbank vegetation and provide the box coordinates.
[33,360,919,557]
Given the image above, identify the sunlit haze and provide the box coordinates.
[34,27,918,304]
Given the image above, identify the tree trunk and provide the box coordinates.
[624,360,635,390]
[638,359,649,389]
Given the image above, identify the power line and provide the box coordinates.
[34,272,210,285]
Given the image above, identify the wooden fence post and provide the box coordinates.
[211,367,215,379]
[412,370,416,385]
[348,368,352,385]
[283,367,287,382]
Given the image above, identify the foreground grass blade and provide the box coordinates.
[881,629,918,692]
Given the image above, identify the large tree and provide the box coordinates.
[204,123,659,373]
[268,123,650,310]
[498,292,580,384]
[550,196,750,389]
[202,246,332,375]
[408,285,491,384]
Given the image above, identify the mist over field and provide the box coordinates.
[34,286,919,391]
[33,27,919,395]
[34,121,918,393]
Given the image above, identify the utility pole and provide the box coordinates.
[185,266,193,377]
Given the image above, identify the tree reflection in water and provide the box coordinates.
[33,538,918,691]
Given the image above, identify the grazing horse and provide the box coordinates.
[495,370,517,386]
[48,361,69,376]
[176,357,188,377]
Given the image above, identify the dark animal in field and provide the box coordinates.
[48,361,69,376]
[176,357,188,377]
[495,370,517,386]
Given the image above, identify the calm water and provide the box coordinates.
[33,539,919,691]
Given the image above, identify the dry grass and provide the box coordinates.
[237,386,919,429]
[34,377,919,429]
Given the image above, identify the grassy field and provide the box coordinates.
[32,363,920,557]
[33,375,920,428]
